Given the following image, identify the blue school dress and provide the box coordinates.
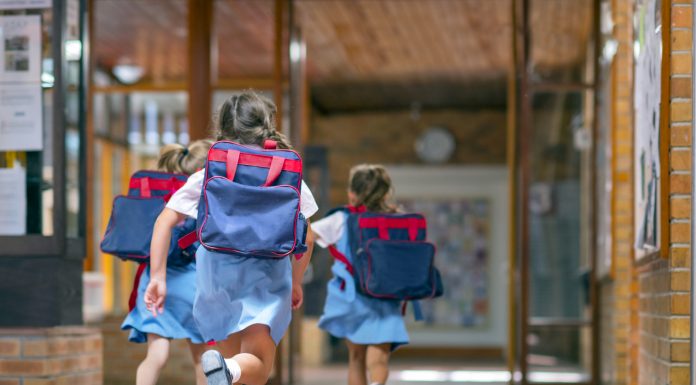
[122,263,204,344]
[192,247,293,345]
[317,212,409,350]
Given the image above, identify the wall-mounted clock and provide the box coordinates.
[415,126,456,164]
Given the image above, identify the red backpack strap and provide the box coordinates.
[128,263,148,311]
[140,178,151,197]
[263,156,285,186]
[177,230,198,250]
[263,139,277,149]
[328,245,354,274]
[226,150,241,181]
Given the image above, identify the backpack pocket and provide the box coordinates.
[356,239,439,300]
[199,176,301,257]
[100,196,166,262]
[168,217,199,266]
[293,213,309,255]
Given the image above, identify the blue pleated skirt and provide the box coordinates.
[192,247,292,345]
[121,263,204,344]
[318,236,409,350]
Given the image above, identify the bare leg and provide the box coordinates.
[366,343,391,384]
[136,334,170,385]
[216,333,242,359]
[346,340,368,385]
[231,325,278,385]
[189,342,211,385]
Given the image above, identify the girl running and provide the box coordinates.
[121,139,213,385]
[311,164,409,385]
[144,91,318,385]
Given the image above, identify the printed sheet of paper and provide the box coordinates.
[0,165,26,235]
[0,15,41,83]
[0,0,50,10]
[0,84,42,150]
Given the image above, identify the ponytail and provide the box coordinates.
[349,164,398,213]
[157,144,187,174]
[157,139,213,176]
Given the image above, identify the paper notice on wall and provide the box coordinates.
[0,84,42,150]
[0,0,50,10]
[0,15,42,83]
[0,165,26,235]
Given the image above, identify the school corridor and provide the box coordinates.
[0,0,694,385]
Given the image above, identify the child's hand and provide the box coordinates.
[291,283,303,310]
[144,278,167,317]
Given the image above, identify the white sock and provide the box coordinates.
[224,357,241,383]
[370,383,384,385]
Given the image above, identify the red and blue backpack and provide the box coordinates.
[196,140,308,258]
[100,170,200,311]
[326,206,444,319]
[100,170,199,266]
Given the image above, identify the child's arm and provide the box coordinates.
[144,207,185,316]
[291,226,315,310]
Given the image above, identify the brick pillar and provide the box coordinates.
[600,1,637,385]
[0,327,102,385]
[666,1,693,383]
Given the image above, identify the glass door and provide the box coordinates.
[511,0,598,384]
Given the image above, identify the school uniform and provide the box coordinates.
[311,211,409,350]
[166,168,318,345]
[121,258,204,343]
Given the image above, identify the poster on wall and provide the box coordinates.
[0,84,42,150]
[633,0,662,259]
[0,15,41,83]
[401,198,490,328]
[0,0,50,10]
[0,164,26,235]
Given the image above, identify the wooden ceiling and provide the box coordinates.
[94,0,593,111]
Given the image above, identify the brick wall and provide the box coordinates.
[0,327,102,385]
[308,108,507,205]
[636,1,693,385]
[100,315,198,385]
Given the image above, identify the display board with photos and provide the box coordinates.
[400,198,491,329]
[633,0,663,259]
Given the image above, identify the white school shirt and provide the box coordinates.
[166,169,319,219]
[310,211,345,248]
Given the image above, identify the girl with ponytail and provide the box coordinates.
[311,164,408,385]
[144,91,318,385]
[122,139,213,385]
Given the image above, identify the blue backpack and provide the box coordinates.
[100,170,199,266]
[327,206,443,318]
[196,140,308,258]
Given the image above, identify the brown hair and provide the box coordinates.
[349,164,398,213]
[214,91,292,149]
[157,139,213,175]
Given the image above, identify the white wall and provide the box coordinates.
[388,165,509,348]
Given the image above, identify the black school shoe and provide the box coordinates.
[202,350,232,385]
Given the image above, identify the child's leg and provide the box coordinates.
[136,334,170,385]
[346,340,368,385]
[188,342,210,385]
[231,324,277,385]
[215,333,241,358]
[201,325,274,385]
[366,343,391,385]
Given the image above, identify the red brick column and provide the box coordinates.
[0,327,102,385]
